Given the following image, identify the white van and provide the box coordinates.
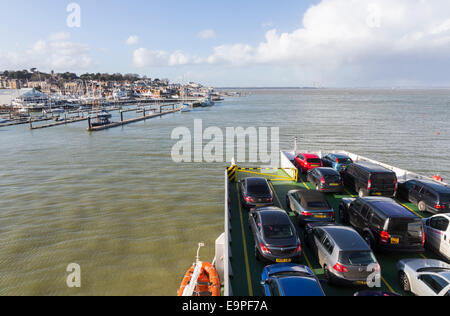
[424,214,450,262]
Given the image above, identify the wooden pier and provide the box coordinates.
[30,117,89,130]
[87,108,181,132]
[0,117,53,128]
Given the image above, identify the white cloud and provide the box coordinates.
[126,35,140,46]
[133,48,202,68]
[0,32,93,72]
[198,29,216,40]
[132,0,450,85]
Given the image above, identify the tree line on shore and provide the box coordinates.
[1,69,145,83]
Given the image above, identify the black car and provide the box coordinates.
[397,179,450,214]
[343,162,398,198]
[249,207,302,263]
[307,168,343,193]
[239,177,274,208]
[339,197,425,253]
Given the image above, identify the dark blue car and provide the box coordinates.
[322,153,353,173]
[260,264,325,296]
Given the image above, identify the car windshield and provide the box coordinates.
[339,251,377,266]
[247,183,271,195]
[263,225,294,239]
[338,158,352,164]
[307,158,321,164]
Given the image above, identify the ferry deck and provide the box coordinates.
[216,150,445,297]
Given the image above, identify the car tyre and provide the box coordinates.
[324,266,334,285]
[358,188,366,198]
[418,201,426,212]
[363,233,374,250]
[399,272,411,292]
[339,206,347,224]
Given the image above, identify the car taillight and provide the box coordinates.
[260,243,271,254]
[266,197,274,203]
[372,263,381,273]
[330,211,335,218]
[367,180,372,191]
[245,196,255,203]
[294,244,302,253]
[380,231,389,244]
[395,180,398,192]
[435,204,446,210]
[301,211,313,216]
[320,177,326,185]
[333,263,349,273]
[422,232,426,245]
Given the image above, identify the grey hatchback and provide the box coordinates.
[305,223,381,286]
[249,207,302,264]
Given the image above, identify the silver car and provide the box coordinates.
[397,259,450,296]
[423,214,450,261]
[305,223,380,286]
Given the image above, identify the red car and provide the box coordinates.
[294,153,323,174]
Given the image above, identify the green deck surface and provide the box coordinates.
[228,168,440,296]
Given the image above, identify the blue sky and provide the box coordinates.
[2,0,450,87]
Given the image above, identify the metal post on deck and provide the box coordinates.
[88,117,91,130]
[120,111,123,122]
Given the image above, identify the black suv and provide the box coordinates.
[343,162,397,198]
[339,197,425,253]
[397,179,450,214]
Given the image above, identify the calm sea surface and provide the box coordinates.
[0,89,449,295]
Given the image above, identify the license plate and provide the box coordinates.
[374,192,382,196]
[330,183,339,186]
[276,259,292,263]
[315,215,327,219]
[391,238,400,245]
[355,281,367,286]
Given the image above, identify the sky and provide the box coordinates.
[1,0,450,87]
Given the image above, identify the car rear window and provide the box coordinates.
[325,175,341,182]
[307,201,330,209]
[339,251,377,266]
[440,193,450,204]
[248,183,271,195]
[263,225,294,239]
[372,173,396,184]
[307,158,322,164]
[388,219,423,235]
[338,158,353,164]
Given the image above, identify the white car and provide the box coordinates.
[424,214,450,261]
[397,259,450,296]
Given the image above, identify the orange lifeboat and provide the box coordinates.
[177,243,221,297]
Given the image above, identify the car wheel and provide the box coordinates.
[255,246,262,262]
[418,201,426,212]
[324,266,333,284]
[363,233,374,250]
[339,206,347,224]
[285,197,291,211]
[399,272,411,292]
[358,188,366,198]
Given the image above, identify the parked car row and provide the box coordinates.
[238,174,450,296]
[295,152,450,216]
